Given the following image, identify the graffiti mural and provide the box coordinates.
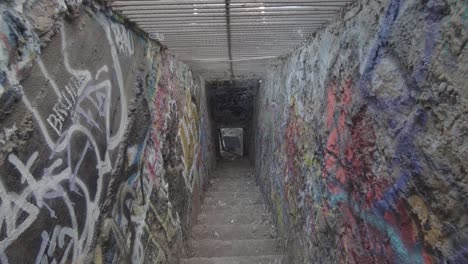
[0,9,135,262]
[178,89,200,192]
[0,1,215,264]
[254,0,467,263]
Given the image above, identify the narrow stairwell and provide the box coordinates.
[182,159,285,264]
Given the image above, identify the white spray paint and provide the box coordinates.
[1,13,134,264]
[0,124,17,145]
[111,23,135,56]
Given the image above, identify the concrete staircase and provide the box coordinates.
[182,159,285,264]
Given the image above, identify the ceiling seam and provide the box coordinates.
[225,0,234,80]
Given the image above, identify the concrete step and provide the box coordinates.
[208,185,259,193]
[192,224,274,240]
[209,185,259,192]
[188,239,282,258]
[205,191,263,200]
[203,196,264,206]
[214,174,253,177]
[210,177,255,181]
[212,169,253,174]
[215,168,252,172]
[215,166,252,170]
[181,255,287,264]
[209,178,256,183]
[197,212,273,226]
[201,204,266,214]
[209,181,257,188]
[208,187,259,193]
[208,182,257,191]
[213,176,254,180]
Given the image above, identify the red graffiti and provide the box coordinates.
[323,79,429,262]
[346,109,391,205]
[144,57,174,183]
[323,80,353,177]
[324,79,396,262]
[284,105,301,179]
[152,86,169,131]
[324,79,391,205]
[396,200,418,247]
[283,102,304,209]
[0,33,12,60]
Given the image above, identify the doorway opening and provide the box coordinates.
[219,128,244,159]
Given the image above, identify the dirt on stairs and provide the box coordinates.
[182,159,285,264]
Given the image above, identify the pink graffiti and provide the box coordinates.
[322,79,434,263]
[284,103,301,180]
[144,57,173,182]
[323,80,404,263]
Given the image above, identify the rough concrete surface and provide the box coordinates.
[0,1,215,263]
[0,0,466,263]
[253,0,467,263]
[182,159,285,264]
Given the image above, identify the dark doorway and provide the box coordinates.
[219,128,244,159]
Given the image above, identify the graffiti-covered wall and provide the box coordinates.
[253,0,467,263]
[0,1,215,263]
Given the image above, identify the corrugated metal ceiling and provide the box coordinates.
[108,0,353,80]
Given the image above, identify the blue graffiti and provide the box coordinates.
[355,0,445,261]
[359,0,445,211]
[294,0,447,262]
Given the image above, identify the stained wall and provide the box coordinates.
[0,1,215,263]
[253,0,467,263]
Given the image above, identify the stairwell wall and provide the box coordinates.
[253,0,467,263]
[0,1,215,263]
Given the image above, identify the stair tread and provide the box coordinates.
[206,192,263,199]
[203,197,264,206]
[210,178,255,181]
[209,186,259,191]
[192,224,275,240]
[189,239,282,258]
[202,204,266,213]
[209,184,258,189]
[198,212,273,225]
[181,255,287,264]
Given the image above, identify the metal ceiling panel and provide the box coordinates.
[108,0,353,80]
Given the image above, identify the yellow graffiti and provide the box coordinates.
[93,245,103,264]
[143,224,167,263]
[272,191,286,239]
[149,202,180,242]
[287,184,300,226]
[304,152,315,168]
[407,195,446,253]
[178,89,199,191]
